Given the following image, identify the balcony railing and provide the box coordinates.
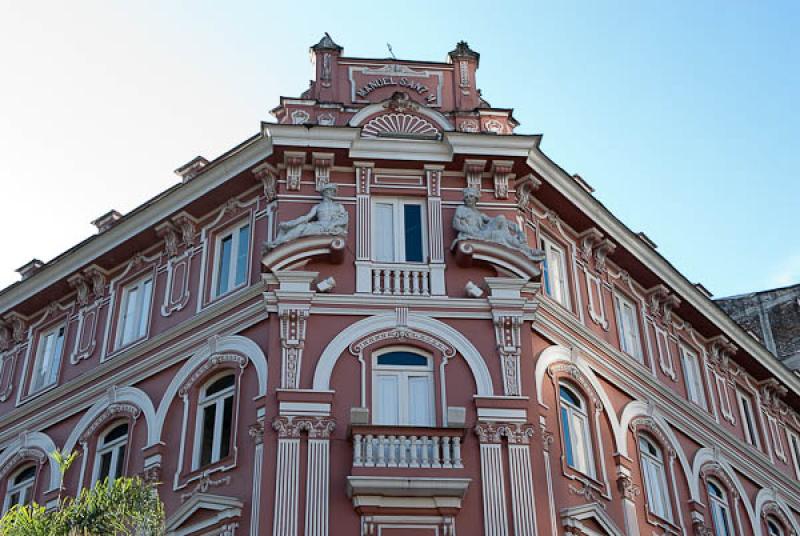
[370,263,431,296]
[351,425,464,469]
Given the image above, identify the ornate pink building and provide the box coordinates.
[0,35,798,536]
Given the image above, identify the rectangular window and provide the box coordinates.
[29,325,66,393]
[768,416,786,460]
[680,346,707,409]
[116,276,153,348]
[372,199,426,263]
[737,390,761,449]
[614,293,643,362]
[213,222,251,297]
[540,235,570,307]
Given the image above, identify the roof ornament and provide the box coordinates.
[448,41,480,65]
[311,32,342,52]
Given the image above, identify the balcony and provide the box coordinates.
[369,263,431,296]
[351,425,465,469]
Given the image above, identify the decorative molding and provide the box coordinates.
[79,402,140,443]
[361,112,441,140]
[493,312,523,396]
[155,221,180,258]
[272,416,336,439]
[348,326,456,359]
[463,159,486,194]
[253,162,278,202]
[178,353,248,397]
[548,361,604,411]
[516,173,541,211]
[278,305,310,390]
[248,420,265,446]
[311,152,334,191]
[491,160,514,199]
[474,422,535,444]
[284,151,306,191]
[180,473,232,503]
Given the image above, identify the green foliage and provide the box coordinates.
[0,451,164,536]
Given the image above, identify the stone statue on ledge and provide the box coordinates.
[453,188,544,261]
[266,182,348,249]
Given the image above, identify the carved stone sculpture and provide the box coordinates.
[452,188,544,261]
[266,183,348,249]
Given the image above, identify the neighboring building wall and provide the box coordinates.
[717,283,800,369]
[1,36,799,536]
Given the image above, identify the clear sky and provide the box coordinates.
[0,1,797,297]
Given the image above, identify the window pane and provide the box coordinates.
[561,406,575,467]
[216,235,233,295]
[547,246,563,302]
[200,404,217,466]
[375,374,399,425]
[206,375,235,395]
[377,352,428,367]
[407,375,433,426]
[104,423,129,444]
[14,467,36,484]
[235,225,250,286]
[541,241,552,295]
[559,386,581,407]
[374,203,395,262]
[572,413,590,474]
[114,445,126,480]
[121,286,139,345]
[48,328,65,385]
[220,396,233,459]
[403,204,423,262]
[98,451,113,482]
[137,279,153,338]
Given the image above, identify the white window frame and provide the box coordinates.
[29,324,66,394]
[707,480,734,536]
[193,373,236,470]
[736,389,761,449]
[788,430,800,480]
[559,384,596,478]
[371,347,435,427]
[115,275,154,349]
[680,345,707,409]
[3,465,35,513]
[613,292,643,362]
[540,234,571,308]
[92,422,129,485]
[371,198,428,264]
[639,435,672,522]
[211,220,252,299]
[768,416,786,461]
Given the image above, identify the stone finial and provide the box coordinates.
[311,32,342,52]
[92,210,122,233]
[448,41,480,65]
[174,156,209,183]
[16,259,44,280]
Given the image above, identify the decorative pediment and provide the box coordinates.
[165,493,243,536]
[561,502,625,536]
[361,111,441,140]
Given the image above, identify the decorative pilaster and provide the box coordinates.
[284,152,306,192]
[425,165,446,295]
[279,305,310,389]
[273,419,301,536]
[249,417,265,536]
[616,463,640,536]
[477,439,509,536]
[354,162,374,293]
[493,312,523,396]
[304,419,335,536]
[312,153,334,191]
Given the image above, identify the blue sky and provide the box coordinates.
[0,1,797,297]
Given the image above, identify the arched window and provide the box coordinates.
[194,374,235,469]
[707,479,734,536]
[767,517,785,536]
[3,465,36,512]
[559,384,595,477]
[93,422,129,485]
[638,435,672,521]
[372,349,434,426]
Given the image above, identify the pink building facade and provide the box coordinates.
[0,36,799,536]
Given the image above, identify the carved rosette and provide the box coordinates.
[493,313,523,396]
[272,416,336,439]
[279,306,310,389]
[474,422,534,444]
